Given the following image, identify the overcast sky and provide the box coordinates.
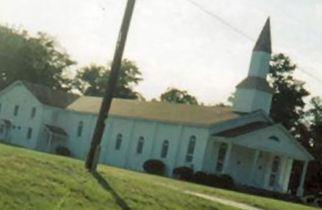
[0,0,321,104]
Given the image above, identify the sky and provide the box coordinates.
[0,0,321,104]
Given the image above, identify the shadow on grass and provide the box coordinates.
[92,171,131,210]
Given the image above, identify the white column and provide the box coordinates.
[249,150,260,185]
[282,158,293,193]
[222,143,233,174]
[297,161,309,197]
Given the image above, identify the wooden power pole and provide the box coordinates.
[85,0,136,172]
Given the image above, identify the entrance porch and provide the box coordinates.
[204,123,313,196]
[43,124,68,153]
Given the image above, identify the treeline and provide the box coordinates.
[1,25,322,194]
[0,25,198,104]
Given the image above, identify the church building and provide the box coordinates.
[0,19,313,196]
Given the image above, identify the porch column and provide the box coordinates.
[297,161,309,197]
[249,150,260,185]
[222,143,233,174]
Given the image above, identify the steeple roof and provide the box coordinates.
[253,18,272,53]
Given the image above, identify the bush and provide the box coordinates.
[55,146,71,157]
[192,171,208,185]
[206,174,220,186]
[205,173,234,189]
[218,174,234,189]
[173,167,193,181]
[143,159,166,175]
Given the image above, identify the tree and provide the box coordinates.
[160,88,198,105]
[268,54,314,194]
[307,97,322,159]
[0,25,75,90]
[74,59,143,100]
[269,53,310,140]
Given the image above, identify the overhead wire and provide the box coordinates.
[184,0,322,85]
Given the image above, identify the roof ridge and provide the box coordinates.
[21,80,79,108]
[78,95,231,109]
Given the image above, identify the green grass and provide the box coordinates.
[0,143,317,210]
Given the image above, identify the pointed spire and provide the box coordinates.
[253,18,271,53]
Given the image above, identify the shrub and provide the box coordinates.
[218,174,234,189]
[205,173,234,189]
[192,171,208,185]
[206,174,220,186]
[143,159,166,175]
[55,146,71,157]
[173,167,193,181]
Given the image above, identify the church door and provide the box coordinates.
[268,156,280,189]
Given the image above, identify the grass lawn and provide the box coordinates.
[0,143,318,210]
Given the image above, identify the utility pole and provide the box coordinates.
[85,0,136,172]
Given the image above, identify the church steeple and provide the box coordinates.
[233,18,273,115]
[253,18,271,53]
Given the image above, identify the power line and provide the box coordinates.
[184,0,322,86]
[185,0,254,41]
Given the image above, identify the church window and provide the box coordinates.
[269,156,280,187]
[216,143,228,172]
[137,136,144,154]
[185,136,196,162]
[161,140,169,158]
[31,107,36,118]
[115,134,123,150]
[0,103,2,113]
[27,127,32,139]
[14,105,19,116]
[77,121,83,137]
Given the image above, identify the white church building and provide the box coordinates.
[0,19,313,196]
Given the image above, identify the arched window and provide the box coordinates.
[161,140,169,158]
[136,136,144,154]
[14,105,19,116]
[185,135,196,162]
[216,143,228,172]
[77,121,83,137]
[269,156,280,187]
[31,107,37,118]
[115,134,123,150]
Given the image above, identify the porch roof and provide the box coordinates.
[213,123,314,161]
[45,124,68,137]
[214,121,272,137]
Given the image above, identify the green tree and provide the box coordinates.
[74,59,143,100]
[0,25,75,90]
[160,88,198,105]
[269,53,310,140]
[306,97,322,159]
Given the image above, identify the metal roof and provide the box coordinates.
[253,18,272,53]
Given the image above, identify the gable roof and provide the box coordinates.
[22,81,79,108]
[67,96,241,127]
[215,121,272,137]
[214,123,313,161]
